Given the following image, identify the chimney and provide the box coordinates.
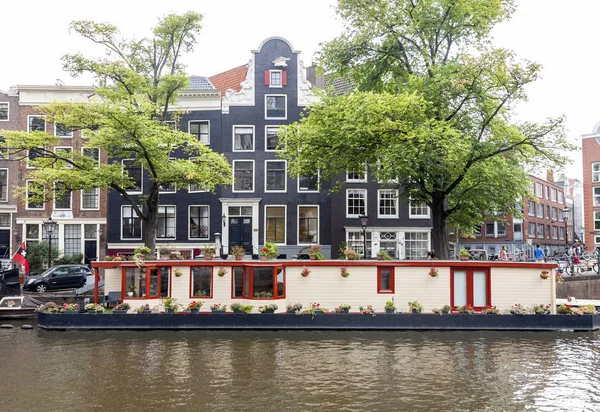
[547,170,554,183]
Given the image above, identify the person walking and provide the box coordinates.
[499,245,508,261]
[571,240,581,264]
[534,244,545,263]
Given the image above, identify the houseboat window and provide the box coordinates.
[451,268,490,309]
[253,267,274,298]
[232,267,284,299]
[277,268,284,296]
[233,267,244,297]
[377,267,394,293]
[192,267,212,297]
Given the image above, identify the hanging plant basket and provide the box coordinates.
[340,267,350,278]
[217,267,227,277]
[300,266,311,277]
[540,270,549,280]
[429,268,439,277]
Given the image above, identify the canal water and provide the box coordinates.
[3,321,600,411]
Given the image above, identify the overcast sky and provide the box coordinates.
[2,0,597,179]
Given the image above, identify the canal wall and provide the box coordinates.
[557,274,600,300]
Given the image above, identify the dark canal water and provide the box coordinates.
[3,321,600,411]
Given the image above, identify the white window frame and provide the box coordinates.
[0,168,7,202]
[0,102,8,121]
[54,146,73,169]
[82,147,100,167]
[378,189,399,219]
[409,200,430,218]
[156,205,176,239]
[527,200,535,216]
[537,203,544,218]
[80,188,100,210]
[264,160,287,193]
[187,157,207,193]
[54,182,72,210]
[264,205,287,245]
[594,187,600,207]
[269,70,283,88]
[297,204,319,245]
[346,189,367,218]
[232,125,255,152]
[297,171,320,193]
[122,159,143,194]
[558,191,564,204]
[26,180,44,210]
[27,115,46,133]
[346,167,367,183]
[551,189,557,202]
[189,120,210,144]
[54,123,73,138]
[535,183,543,198]
[121,205,142,240]
[232,159,255,193]
[593,163,600,183]
[265,125,282,152]
[528,222,536,238]
[265,94,287,120]
[188,205,210,240]
[158,157,177,194]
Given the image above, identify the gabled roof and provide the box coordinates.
[209,65,248,97]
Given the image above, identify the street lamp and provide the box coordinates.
[43,217,57,268]
[560,207,570,254]
[359,214,368,259]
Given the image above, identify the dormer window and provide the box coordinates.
[264,70,287,87]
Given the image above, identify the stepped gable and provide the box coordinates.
[208,65,248,97]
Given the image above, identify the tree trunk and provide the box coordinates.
[142,191,160,254]
[430,192,450,259]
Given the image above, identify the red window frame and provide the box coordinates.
[450,267,491,310]
[189,266,214,299]
[121,266,170,300]
[377,266,395,294]
[231,266,285,299]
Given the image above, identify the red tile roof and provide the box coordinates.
[209,64,248,97]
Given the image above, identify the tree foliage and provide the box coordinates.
[279,0,576,258]
[0,12,232,253]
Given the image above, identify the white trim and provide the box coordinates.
[297,170,320,193]
[27,115,46,132]
[297,204,320,245]
[269,70,283,88]
[346,167,367,183]
[377,189,399,219]
[232,125,255,152]
[156,205,176,239]
[121,205,142,241]
[219,198,261,255]
[54,123,73,138]
[346,188,367,218]
[232,159,255,193]
[253,36,299,53]
[264,160,287,193]
[408,199,430,219]
[264,94,287,120]
[80,188,100,211]
[188,205,210,240]
[0,102,8,121]
[122,159,143,194]
[188,119,210,144]
[264,204,287,245]
[53,182,72,211]
[264,125,282,152]
[25,180,44,211]
[0,168,8,202]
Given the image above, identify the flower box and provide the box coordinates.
[112,310,128,314]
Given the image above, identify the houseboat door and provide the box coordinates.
[228,217,253,254]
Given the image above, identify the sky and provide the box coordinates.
[2,0,598,179]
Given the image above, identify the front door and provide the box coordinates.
[0,230,9,259]
[229,217,252,255]
[84,240,97,265]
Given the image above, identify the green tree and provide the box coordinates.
[0,12,231,253]
[279,0,575,258]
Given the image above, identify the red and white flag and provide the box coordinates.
[12,241,29,275]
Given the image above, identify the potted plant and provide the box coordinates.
[217,267,227,277]
[457,304,474,314]
[340,267,350,278]
[136,304,151,314]
[211,303,227,313]
[432,308,443,315]
[85,303,104,314]
[286,303,303,314]
[185,301,203,314]
[259,242,279,260]
[481,305,501,314]
[459,248,471,261]
[509,303,528,315]
[158,246,171,260]
[384,301,396,314]
[308,244,324,260]
[230,245,245,260]
[335,303,352,313]
[359,305,375,316]
[428,267,439,277]
[203,246,215,260]
[300,266,311,277]
[258,303,278,313]
[162,296,179,314]
[113,302,131,314]
[344,248,360,260]
[407,301,423,314]
[173,268,183,278]
[62,303,80,312]
[441,304,452,314]
[133,246,152,268]
[540,270,549,280]
[231,303,253,313]
[376,251,392,260]
[126,285,136,297]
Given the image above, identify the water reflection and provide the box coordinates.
[3,327,600,411]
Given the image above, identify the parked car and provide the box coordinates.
[468,249,488,260]
[23,265,92,293]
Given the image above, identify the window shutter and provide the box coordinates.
[264,71,270,85]
[282,71,287,86]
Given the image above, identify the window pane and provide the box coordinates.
[192,267,212,297]
[473,271,487,307]
[0,103,7,120]
[347,189,366,216]
[299,206,318,243]
[234,161,253,191]
[82,188,99,209]
[266,161,286,191]
[64,224,81,256]
[266,126,279,150]
[453,271,467,307]
[252,267,274,298]
[190,206,209,239]
[234,127,254,150]
[379,268,392,291]
[0,169,7,201]
[123,159,142,192]
[156,206,175,238]
[299,174,318,191]
[233,267,244,297]
[190,121,209,143]
[122,206,142,238]
[266,206,285,243]
[266,96,286,118]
